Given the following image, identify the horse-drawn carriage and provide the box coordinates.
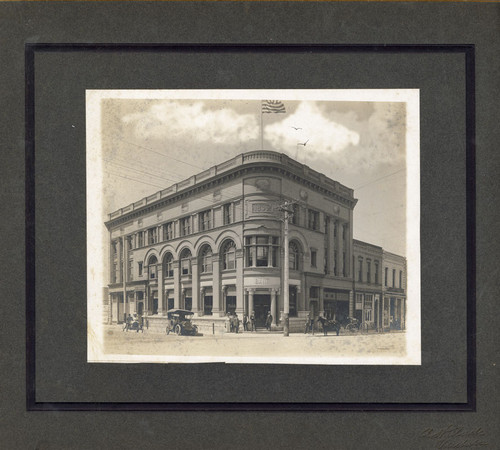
[317,316,361,336]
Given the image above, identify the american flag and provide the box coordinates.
[262,100,286,114]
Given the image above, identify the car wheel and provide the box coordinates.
[175,324,182,335]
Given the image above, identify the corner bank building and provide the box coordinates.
[105,151,406,333]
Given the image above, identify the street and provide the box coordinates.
[97,325,408,364]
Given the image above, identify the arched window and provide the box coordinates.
[148,255,158,279]
[289,241,300,271]
[221,240,236,270]
[200,245,213,273]
[163,253,174,278]
[180,248,192,276]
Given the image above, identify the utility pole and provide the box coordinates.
[279,200,294,336]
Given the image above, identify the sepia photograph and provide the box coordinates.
[86,89,420,364]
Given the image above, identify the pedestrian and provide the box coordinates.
[123,314,133,332]
[265,311,273,331]
[234,313,240,333]
[250,311,256,332]
[243,313,248,331]
[304,312,312,334]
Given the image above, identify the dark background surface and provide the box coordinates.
[2,2,499,449]
[33,48,467,404]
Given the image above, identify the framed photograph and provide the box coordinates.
[86,88,421,366]
[27,44,473,411]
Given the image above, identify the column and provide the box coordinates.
[236,249,244,315]
[328,216,335,275]
[157,261,164,315]
[199,287,205,317]
[271,288,277,326]
[335,220,342,277]
[349,290,354,318]
[346,209,353,277]
[191,258,199,315]
[173,260,180,308]
[212,254,221,316]
[248,288,255,316]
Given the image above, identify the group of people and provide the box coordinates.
[122,313,143,332]
[225,310,274,332]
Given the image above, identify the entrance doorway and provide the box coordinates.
[254,294,270,328]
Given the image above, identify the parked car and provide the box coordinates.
[165,309,198,336]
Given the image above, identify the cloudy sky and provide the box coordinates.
[99,94,409,256]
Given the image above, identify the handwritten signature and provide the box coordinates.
[421,425,488,449]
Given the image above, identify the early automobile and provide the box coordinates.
[165,309,198,336]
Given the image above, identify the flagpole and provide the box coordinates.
[260,101,264,150]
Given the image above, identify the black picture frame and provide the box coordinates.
[26,43,475,411]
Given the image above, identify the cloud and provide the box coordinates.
[264,102,360,155]
[122,101,259,145]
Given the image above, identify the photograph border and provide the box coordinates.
[25,43,476,412]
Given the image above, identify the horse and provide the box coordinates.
[317,316,341,336]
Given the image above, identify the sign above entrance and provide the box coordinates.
[245,276,280,288]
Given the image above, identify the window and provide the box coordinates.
[399,270,403,288]
[324,248,328,274]
[137,232,144,247]
[127,259,133,280]
[147,227,157,245]
[180,248,192,275]
[364,308,372,322]
[310,286,319,299]
[358,258,363,282]
[392,269,396,287]
[164,253,174,278]
[148,256,158,279]
[291,203,299,225]
[138,261,143,276]
[334,250,338,276]
[112,262,117,283]
[163,222,173,241]
[385,267,388,286]
[200,245,213,273]
[222,240,236,270]
[244,236,279,268]
[367,261,371,283]
[199,210,212,231]
[180,217,191,237]
[342,252,346,277]
[223,203,233,225]
[112,241,117,257]
[343,224,348,240]
[310,249,317,268]
[375,262,379,284]
[308,209,320,230]
[289,241,300,270]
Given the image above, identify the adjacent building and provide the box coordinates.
[104,150,406,333]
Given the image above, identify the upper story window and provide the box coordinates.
[343,224,348,240]
[342,252,346,277]
[137,232,144,248]
[112,241,118,258]
[221,240,236,270]
[180,217,191,237]
[223,203,233,225]
[310,249,317,268]
[334,250,338,276]
[374,261,379,284]
[200,245,213,273]
[199,210,212,232]
[164,253,174,278]
[310,286,319,299]
[399,270,403,288]
[289,241,300,271]
[291,203,299,225]
[148,255,158,279]
[392,269,396,287]
[366,260,371,283]
[245,236,279,267]
[138,261,143,277]
[147,227,157,245]
[163,222,174,241]
[180,248,192,276]
[385,267,388,287]
[308,209,320,231]
[358,258,363,282]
